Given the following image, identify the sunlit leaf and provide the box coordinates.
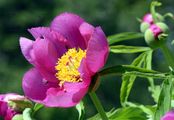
[120,52,147,106]
[99,65,168,79]
[88,107,147,120]
[76,101,85,120]
[125,102,155,119]
[32,103,44,115]
[107,32,144,45]
[154,76,173,120]
[110,45,151,53]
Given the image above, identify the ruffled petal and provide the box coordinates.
[28,27,50,39]
[86,27,109,73]
[29,27,70,57]
[43,81,89,107]
[33,37,58,82]
[0,101,8,117]
[79,22,95,47]
[22,68,57,101]
[19,37,34,64]
[78,58,92,84]
[42,59,91,107]
[4,109,16,120]
[50,12,86,49]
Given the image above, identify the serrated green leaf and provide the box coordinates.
[99,65,168,79]
[107,32,144,45]
[88,107,147,120]
[143,50,160,103]
[76,101,85,120]
[109,107,147,120]
[110,45,151,53]
[154,77,173,120]
[125,102,155,119]
[120,52,147,106]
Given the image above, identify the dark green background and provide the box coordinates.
[0,0,174,119]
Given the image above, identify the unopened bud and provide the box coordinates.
[144,22,169,48]
[5,95,33,112]
[140,13,164,33]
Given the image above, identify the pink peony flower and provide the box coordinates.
[0,94,24,120]
[161,111,174,120]
[20,12,109,107]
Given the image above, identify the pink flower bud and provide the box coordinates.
[144,22,169,48]
[140,13,164,33]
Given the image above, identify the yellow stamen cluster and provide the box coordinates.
[55,48,86,86]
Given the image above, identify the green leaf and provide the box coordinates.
[76,101,85,120]
[143,50,160,103]
[33,103,44,114]
[109,107,147,120]
[120,52,147,106]
[107,32,144,45]
[23,108,33,120]
[149,85,161,103]
[99,65,168,79]
[110,45,151,53]
[154,76,173,120]
[164,13,174,20]
[88,107,147,120]
[125,102,155,119]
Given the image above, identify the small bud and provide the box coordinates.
[140,13,164,33]
[144,22,169,48]
[5,95,33,112]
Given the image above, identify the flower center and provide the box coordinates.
[55,48,86,86]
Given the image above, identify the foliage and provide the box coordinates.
[1,0,174,120]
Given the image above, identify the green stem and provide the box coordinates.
[89,92,108,120]
[150,2,158,23]
[150,1,161,23]
[161,44,174,69]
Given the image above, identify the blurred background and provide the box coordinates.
[0,0,174,119]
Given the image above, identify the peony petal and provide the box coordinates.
[22,68,56,101]
[0,101,8,117]
[42,59,91,107]
[43,81,89,107]
[28,27,50,39]
[19,37,34,64]
[50,12,86,49]
[86,27,109,73]
[4,109,16,120]
[78,58,92,84]
[29,27,70,56]
[0,95,5,100]
[79,22,95,47]
[33,37,58,82]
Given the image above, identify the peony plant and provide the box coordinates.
[1,1,174,120]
